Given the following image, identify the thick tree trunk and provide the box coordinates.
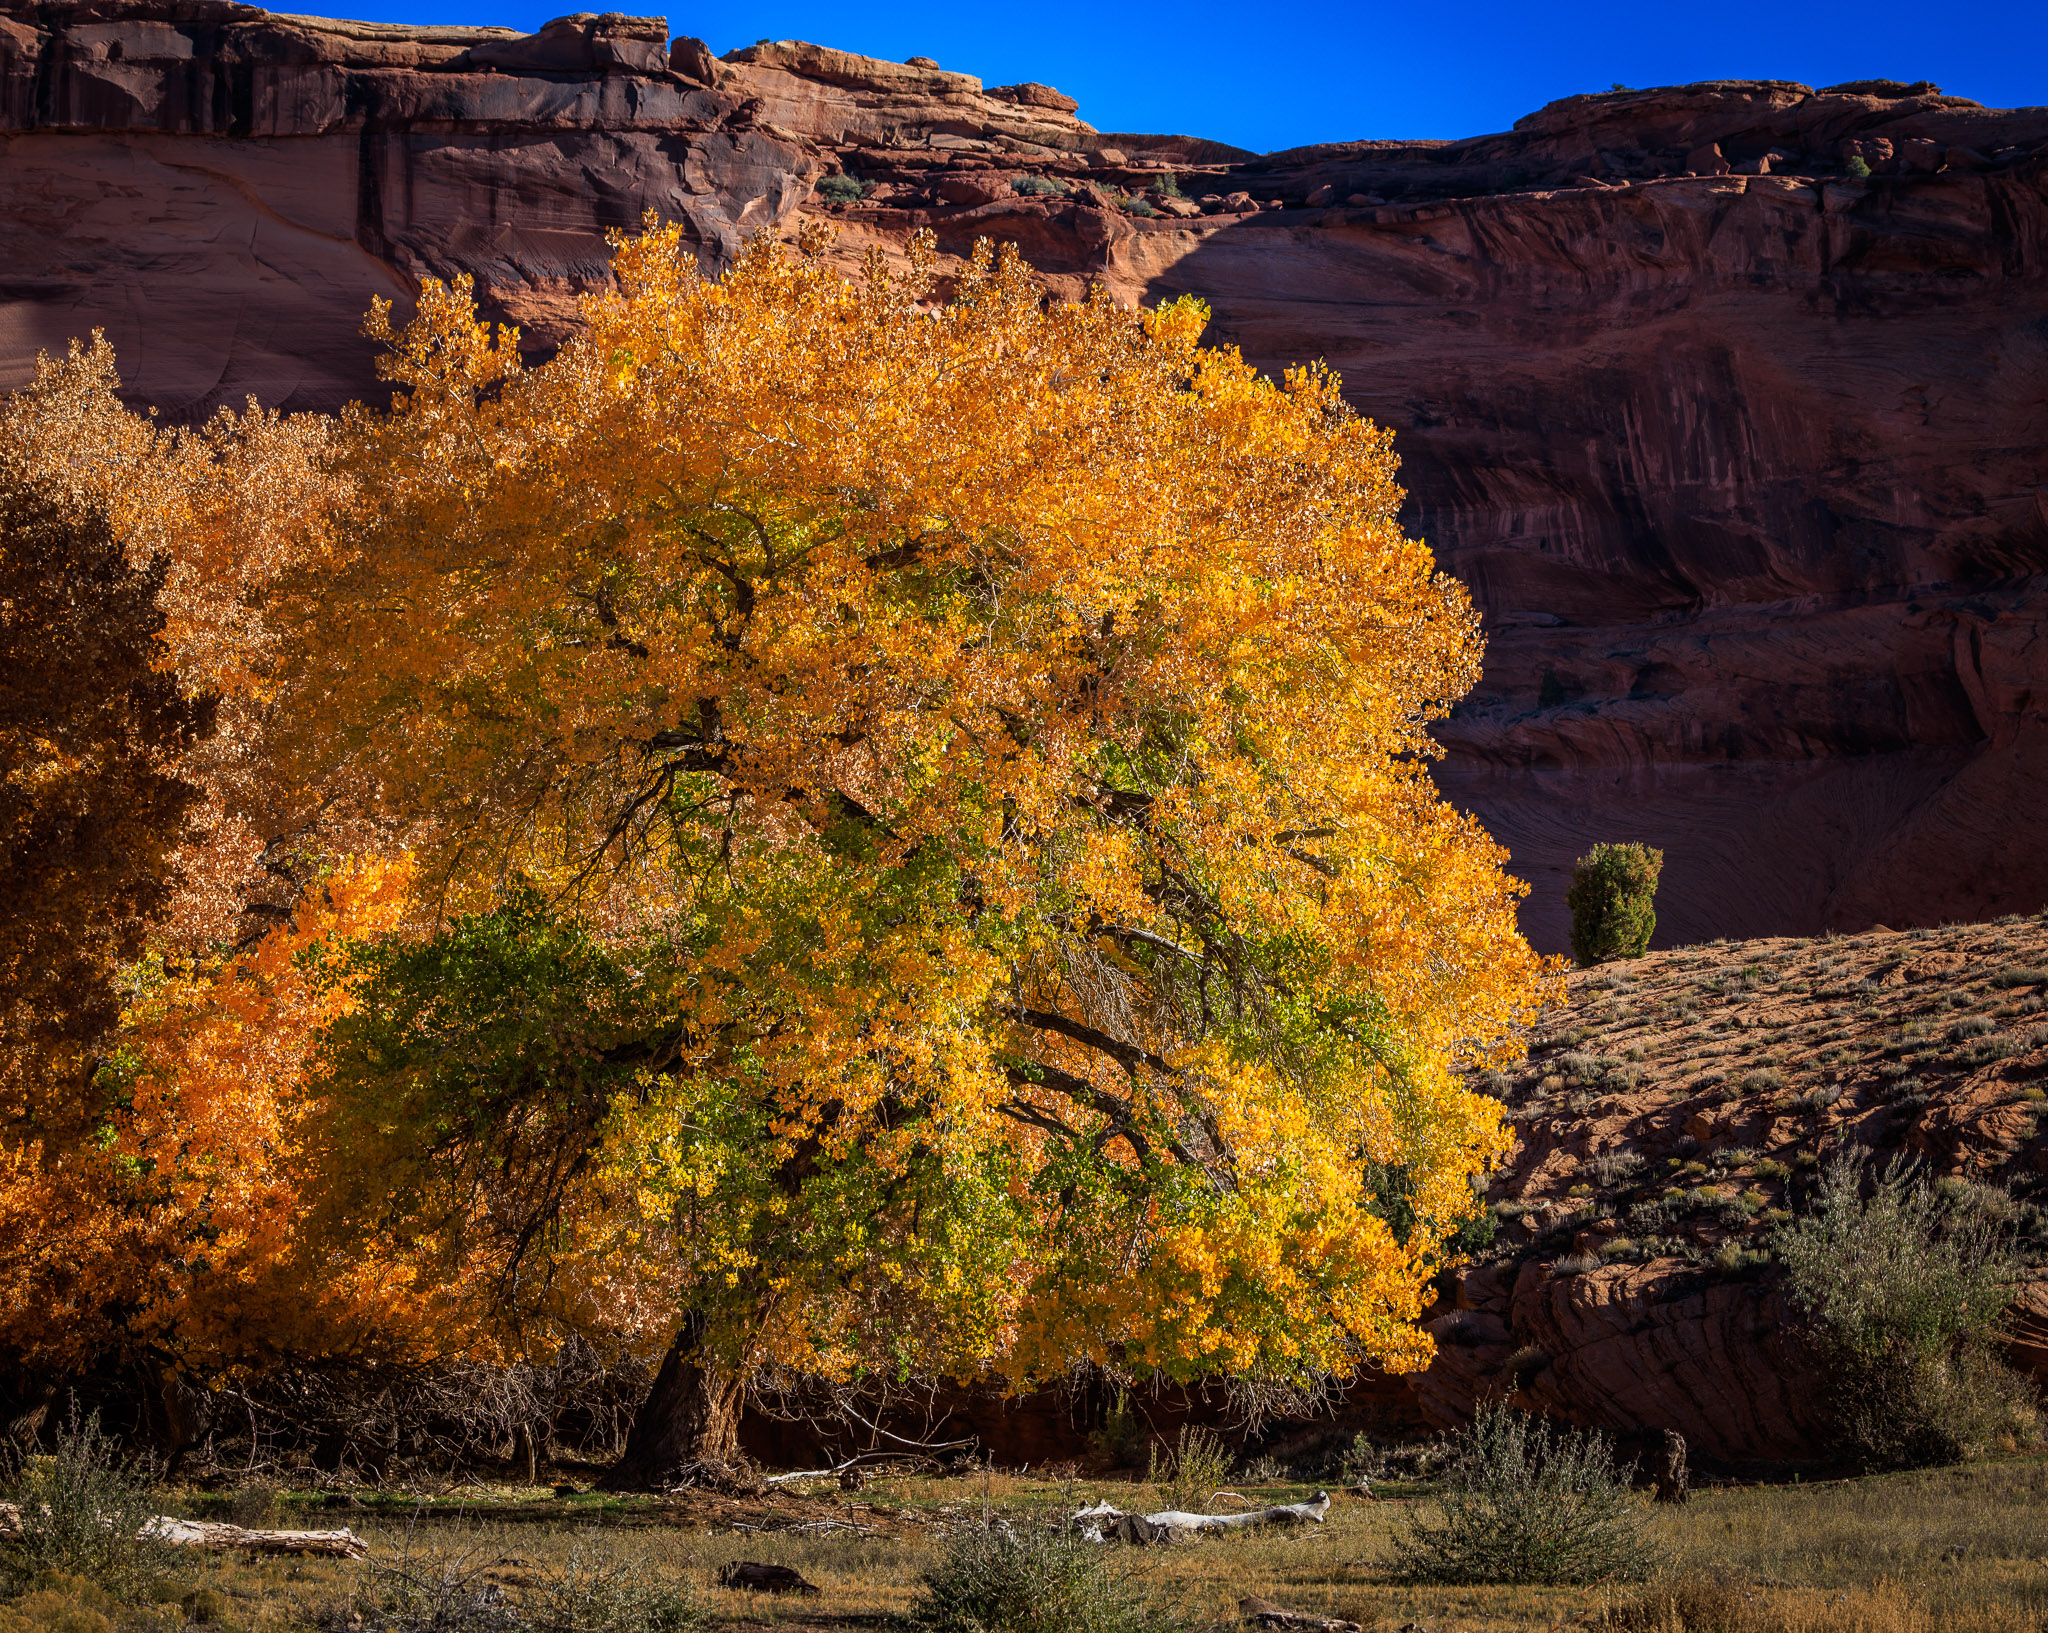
[602,1314,744,1490]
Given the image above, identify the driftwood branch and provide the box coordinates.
[1071,1489,1332,1542]
[760,1441,973,1486]
[0,1503,368,1559]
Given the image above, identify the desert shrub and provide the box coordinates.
[330,1533,698,1633]
[0,1573,182,1633]
[1553,1252,1602,1275]
[1956,1035,2020,1068]
[1123,198,1158,217]
[1844,153,1873,177]
[910,1522,1169,1633]
[1586,1151,1647,1189]
[1013,174,1069,196]
[1775,1151,2036,1468]
[1992,967,2048,988]
[1567,843,1664,967]
[225,1484,278,1530]
[1338,1433,1384,1485]
[1388,1403,1657,1584]
[1790,1083,1843,1114]
[522,1542,699,1633]
[0,1416,173,1597]
[1088,1387,1147,1468]
[1147,1424,1233,1512]
[1948,1016,1997,1042]
[1149,172,1184,198]
[814,173,867,203]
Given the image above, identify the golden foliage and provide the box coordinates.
[0,856,482,1372]
[0,225,1548,1405]
[274,226,1548,1394]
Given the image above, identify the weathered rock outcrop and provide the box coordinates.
[4,3,2047,948]
[0,2,821,413]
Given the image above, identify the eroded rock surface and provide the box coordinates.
[1424,918,2048,1463]
[4,6,2047,945]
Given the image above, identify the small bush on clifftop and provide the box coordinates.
[814,173,868,203]
[1389,1403,1657,1584]
[1567,843,1664,967]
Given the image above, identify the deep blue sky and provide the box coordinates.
[307,0,2047,153]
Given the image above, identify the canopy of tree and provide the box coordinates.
[0,224,1546,1482]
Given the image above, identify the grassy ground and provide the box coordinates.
[86,1457,2048,1633]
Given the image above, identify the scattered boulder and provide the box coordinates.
[716,1562,820,1595]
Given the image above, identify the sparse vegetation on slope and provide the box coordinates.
[1475,913,2048,1279]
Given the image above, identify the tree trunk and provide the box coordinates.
[602,1314,744,1490]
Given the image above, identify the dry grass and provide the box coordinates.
[61,1457,2041,1633]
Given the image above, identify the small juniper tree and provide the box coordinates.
[1567,842,1664,966]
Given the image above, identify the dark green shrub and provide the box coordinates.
[1086,1387,1147,1468]
[909,1522,1170,1633]
[1844,154,1873,178]
[1149,172,1184,198]
[1566,843,1664,967]
[1775,1151,2036,1468]
[1389,1402,1657,1584]
[814,173,867,204]
[0,1416,173,1596]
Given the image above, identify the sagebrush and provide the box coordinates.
[1390,1402,1658,1584]
[1776,1151,2036,1468]
[910,1521,1173,1633]
[0,1415,173,1596]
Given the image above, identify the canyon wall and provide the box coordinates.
[4,1,2048,949]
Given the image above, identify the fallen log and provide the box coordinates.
[1072,1490,1332,1543]
[0,1503,367,1559]
[1238,1596,1362,1632]
[142,1517,370,1558]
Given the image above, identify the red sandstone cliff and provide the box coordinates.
[4,3,2047,951]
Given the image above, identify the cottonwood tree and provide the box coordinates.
[0,373,213,1138]
[286,225,1547,1484]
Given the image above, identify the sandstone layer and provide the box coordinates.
[3,4,2047,949]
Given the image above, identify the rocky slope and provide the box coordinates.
[1415,913,2048,1467]
[4,4,2047,950]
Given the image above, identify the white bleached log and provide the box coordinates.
[0,1503,367,1559]
[1071,1489,1331,1541]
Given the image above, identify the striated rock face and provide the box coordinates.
[4,6,2048,946]
[821,93,2048,950]
[0,2,820,414]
